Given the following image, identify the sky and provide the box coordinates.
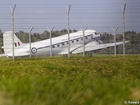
[0,0,140,33]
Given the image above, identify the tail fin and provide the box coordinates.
[3,31,22,54]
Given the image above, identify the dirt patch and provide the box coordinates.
[0,92,12,105]
[131,88,140,100]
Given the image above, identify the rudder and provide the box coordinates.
[3,31,22,54]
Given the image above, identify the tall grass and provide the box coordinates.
[0,56,140,105]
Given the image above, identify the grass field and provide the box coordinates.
[0,56,140,105]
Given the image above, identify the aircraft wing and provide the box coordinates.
[72,41,129,54]
[58,44,83,55]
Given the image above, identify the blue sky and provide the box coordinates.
[0,0,140,33]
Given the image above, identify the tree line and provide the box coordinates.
[0,29,140,54]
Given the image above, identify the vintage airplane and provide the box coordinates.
[2,30,127,57]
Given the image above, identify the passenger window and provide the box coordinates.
[62,43,65,45]
[52,45,55,48]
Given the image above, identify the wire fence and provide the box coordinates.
[0,3,139,33]
[0,3,140,56]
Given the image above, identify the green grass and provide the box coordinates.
[0,56,140,105]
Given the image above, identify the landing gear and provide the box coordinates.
[85,51,93,57]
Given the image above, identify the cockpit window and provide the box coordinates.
[95,32,98,35]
